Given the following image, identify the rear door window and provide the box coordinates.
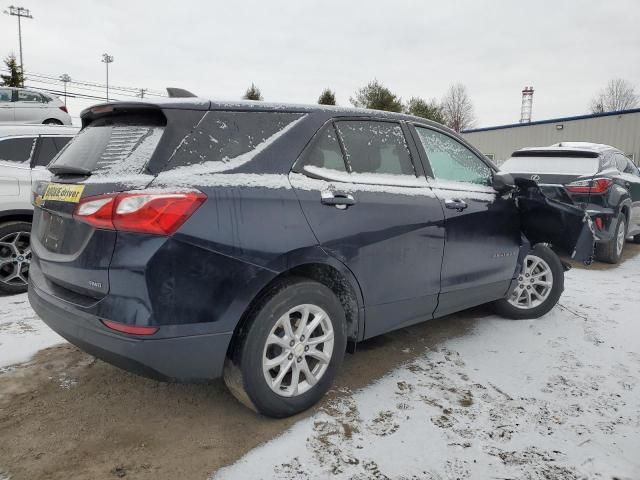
[335,120,415,176]
[162,111,304,172]
[415,127,492,185]
[17,90,44,103]
[0,137,36,163]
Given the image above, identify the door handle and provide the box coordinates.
[445,198,468,212]
[321,190,356,209]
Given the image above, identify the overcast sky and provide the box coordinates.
[1,0,639,127]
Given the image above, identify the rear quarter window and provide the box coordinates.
[161,111,304,172]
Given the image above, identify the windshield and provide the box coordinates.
[501,156,600,175]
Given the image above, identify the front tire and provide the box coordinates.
[493,244,564,320]
[0,221,32,294]
[595,213,626,264]
[224,277,347,418]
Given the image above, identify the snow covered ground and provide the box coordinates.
[214,255,640,480]
[0,253,639,480]
[0,293,64,371]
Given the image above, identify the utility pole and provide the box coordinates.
[101,53,114,101]
[3,5,33,87]
[138,88,147,99]
[59,74,71,105]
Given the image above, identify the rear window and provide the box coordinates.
[501,156,600,175]
[50,121,164,176]
[161,111,304,172]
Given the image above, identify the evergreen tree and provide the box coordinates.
[317,88,336,105]
[243,83,263,101]
[405,97,445,124]
[1,54,24,87]
[350,79,402,112]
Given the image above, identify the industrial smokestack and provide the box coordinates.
[520,86,534,123]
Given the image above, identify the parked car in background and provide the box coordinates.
[0,124,78,293]
[0,87,72,125]
[501,142,640,263]
[28,100,592,417]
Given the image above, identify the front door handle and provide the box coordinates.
[445,198,468,212]
[321,190,356,209]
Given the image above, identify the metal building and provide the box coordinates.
[462,108,640,165]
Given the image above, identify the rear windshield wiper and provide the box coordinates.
[48,165,93,176]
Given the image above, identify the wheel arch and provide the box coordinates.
[0,209,33,225]
[226,251,364,360]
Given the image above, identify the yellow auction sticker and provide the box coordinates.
[42,183,85,203]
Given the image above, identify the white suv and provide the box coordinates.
[0,87,73,125]
[0,124,78,293]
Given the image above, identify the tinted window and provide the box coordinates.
[164,111,304,171]
[416,127,491,185]
[303,124,346,172]
[335,121,415,176]
[0,88,12,103]
[34,137,72,167]
[53,136,72,151]
[51,124,164,176]
[0,137,36,163]
[17,90,43,103]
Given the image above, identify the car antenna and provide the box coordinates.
[166,88,197,98]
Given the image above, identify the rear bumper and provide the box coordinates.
[28,282,233,382]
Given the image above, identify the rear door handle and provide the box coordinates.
[321,190,356,209]
[444,198,468,212]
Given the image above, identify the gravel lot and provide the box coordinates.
[1,244,639,480]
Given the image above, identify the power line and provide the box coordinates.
[0,67,168,98]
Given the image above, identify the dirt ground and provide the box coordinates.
[1,243,639,480]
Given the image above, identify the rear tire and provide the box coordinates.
[0,221,32,295]
[43,118,63,125]
[595,213,626,264]
[224,277,347,418]
[633,234,640,244]
[493,244,564,320]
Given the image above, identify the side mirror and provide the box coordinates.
[493,171,516,193]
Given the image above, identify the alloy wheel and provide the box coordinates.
[263,304,335,397]
[616,219,626,257]
[0,231,31,287]
[507,254,553,310]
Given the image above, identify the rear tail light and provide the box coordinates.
[59,105,68,113]
[73,190,206,235]
[565,178,613,194]
[102,319,158,336]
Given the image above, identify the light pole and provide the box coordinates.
[3,5,33,87]
[59,74,71,105]
[101,53,114,101]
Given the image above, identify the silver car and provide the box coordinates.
[0,87,72,125]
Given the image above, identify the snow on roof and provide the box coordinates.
[0,124,79,138]
[516,142,618,155]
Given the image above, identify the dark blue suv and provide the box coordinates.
[28,99,593,417]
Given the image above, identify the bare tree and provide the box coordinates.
[441,83,476,132]
[590,79,638,113]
